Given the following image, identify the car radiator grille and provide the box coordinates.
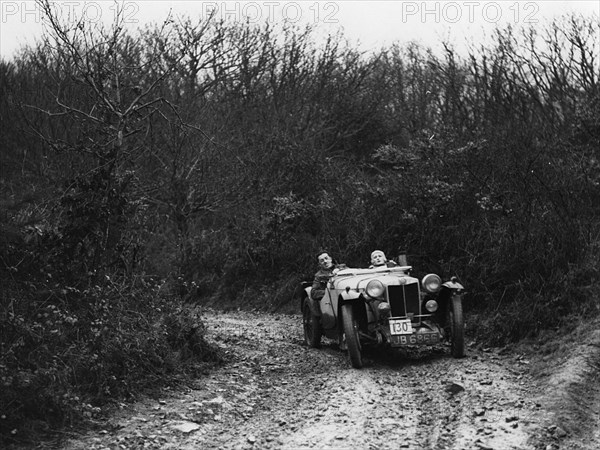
[388,284,420,321]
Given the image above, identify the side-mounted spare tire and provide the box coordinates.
[303,297,322,348]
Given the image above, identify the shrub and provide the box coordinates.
[0,272,221,445]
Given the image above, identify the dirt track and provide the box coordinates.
[61,309,598,450]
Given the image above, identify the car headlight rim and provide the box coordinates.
[422,274,442,293]
[366,280,385,299]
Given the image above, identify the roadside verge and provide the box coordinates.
[523,318,600,450]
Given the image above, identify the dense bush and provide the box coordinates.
[0,269,221,442]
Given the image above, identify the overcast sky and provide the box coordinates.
[1,1,598,58]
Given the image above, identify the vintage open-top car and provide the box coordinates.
[300,262,465,368]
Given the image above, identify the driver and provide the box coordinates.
[310,251,347,350]
[369,250,398,268]
[310,251,345,306]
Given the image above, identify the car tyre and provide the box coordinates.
[341,303,363,368]
[449,295,465,358]
[303,298,322,348]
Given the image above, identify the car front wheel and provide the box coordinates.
[341,303,363,368]
[448,295,465,358]
[303,298,322,348]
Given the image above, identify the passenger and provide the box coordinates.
[369,250,398,268]
[368,250,395,322]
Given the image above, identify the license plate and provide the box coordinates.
[391,332,441,345]
[389,319,413,335]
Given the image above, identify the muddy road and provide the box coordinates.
[61,309,592,450]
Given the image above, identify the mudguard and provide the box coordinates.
[438,281,465,306]
[442,280,464,291]
[300,286,312,312]
[300,286,323,317]
[339,289,361,302]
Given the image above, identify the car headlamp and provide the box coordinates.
[366,280,385,298]
[378,302,391,312]
[425,299,439,312]
[377,302,391,318]
[422,274,442,293]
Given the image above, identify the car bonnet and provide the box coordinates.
[331,267,419,292]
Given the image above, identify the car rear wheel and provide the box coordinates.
[341,303,363,368]
[449,295,465,358]
[303,298,322,348]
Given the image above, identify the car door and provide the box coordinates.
[320,281,337,329]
